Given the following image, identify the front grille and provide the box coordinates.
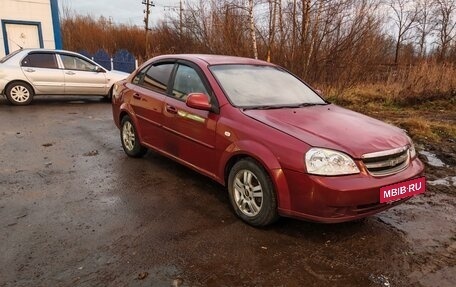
[362,146,410,177]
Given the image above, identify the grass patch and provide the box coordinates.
[391,118,438,142]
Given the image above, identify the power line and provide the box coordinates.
[142,0,155,31]
[155,0,184,36]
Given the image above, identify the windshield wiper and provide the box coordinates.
[295,102,329,107]
[243,105,288,110]
[243,102,328,110]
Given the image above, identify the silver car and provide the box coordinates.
[0,49,129,105]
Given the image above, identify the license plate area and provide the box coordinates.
[380,176,426,203]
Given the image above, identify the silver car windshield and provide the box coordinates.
[210,65,325,108]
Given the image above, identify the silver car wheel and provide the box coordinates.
[10,85,30,103]
[233,169,263,217]
[122,121,135,151]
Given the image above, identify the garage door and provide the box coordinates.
[3,21,42,54]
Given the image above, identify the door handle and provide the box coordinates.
[65,71,76,75]
[166,104,178,114]
[25,68,35,73]
[133,93,141,100]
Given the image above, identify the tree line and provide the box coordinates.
[61,0,456,92]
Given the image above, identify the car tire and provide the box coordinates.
[228,159,279,226]
[5,81,34,106]
[120,115,147,158]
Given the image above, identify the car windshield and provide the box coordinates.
[210,64,326,108]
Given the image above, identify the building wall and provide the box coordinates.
[0,0,61,57]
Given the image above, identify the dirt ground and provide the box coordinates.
[0,96,455,287]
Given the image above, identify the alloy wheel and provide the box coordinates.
[122,121,135,151]
[233,169,264,217]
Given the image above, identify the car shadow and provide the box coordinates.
[0,95,109,106]
[128,149,390,235]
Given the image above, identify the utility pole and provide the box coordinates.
[143,0,155,57]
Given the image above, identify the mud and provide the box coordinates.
[0,96,455,287]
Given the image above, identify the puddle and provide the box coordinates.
[419,151,447,167]
[428,176,456,187]
[378,193,456,252]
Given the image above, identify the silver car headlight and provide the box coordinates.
[305,148,360,176]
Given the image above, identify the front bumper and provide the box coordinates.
[0,79,6,95]
[277,157,425,223]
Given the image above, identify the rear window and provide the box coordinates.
[21,53,58,69]
[140,63,174,93]
[132,66,148,85]
[0,49,22,63]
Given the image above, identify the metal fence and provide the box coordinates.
[80,49,138,73]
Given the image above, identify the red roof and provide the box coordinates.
[152,54,274,66]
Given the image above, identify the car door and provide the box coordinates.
[58,53,107,95]
[127,62,175,150]
[20,52,64,94]
[162,63,218,175]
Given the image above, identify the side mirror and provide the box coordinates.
[186,93,212,111]
[95,66,105,73]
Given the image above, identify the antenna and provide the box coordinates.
[7,36,23,50]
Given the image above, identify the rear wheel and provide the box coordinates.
[5,82,34,105]
[120,116,147,157]
[228,159,279,226]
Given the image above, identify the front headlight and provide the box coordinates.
[305,148,360,176]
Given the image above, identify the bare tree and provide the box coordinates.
[266,0,278,62]
[415,0,437,57]
[248,0,258,59]
[434,0,456,60]
[388,0,420,65]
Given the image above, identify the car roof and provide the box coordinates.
[0,48,100,67]
[152,54,276,66]
[3,49,89,59]
[17,48,81,55]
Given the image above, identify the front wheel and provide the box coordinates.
[120,116,147,158]
[5,82,34,105]
[228,159,279,226]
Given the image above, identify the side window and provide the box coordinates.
[172,65,208,101]
[132,66,148,85]
[60,54,97,72]
[141,63,174,93]
[21,53,58,69]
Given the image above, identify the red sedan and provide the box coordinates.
[112,54,424,226]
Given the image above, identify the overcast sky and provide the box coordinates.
[58,0,182,27]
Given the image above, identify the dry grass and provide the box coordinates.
[325,61,456,108]
[389,118,456,142]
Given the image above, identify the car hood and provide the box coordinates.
[107,70,129,78]
[242,104,409,158]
